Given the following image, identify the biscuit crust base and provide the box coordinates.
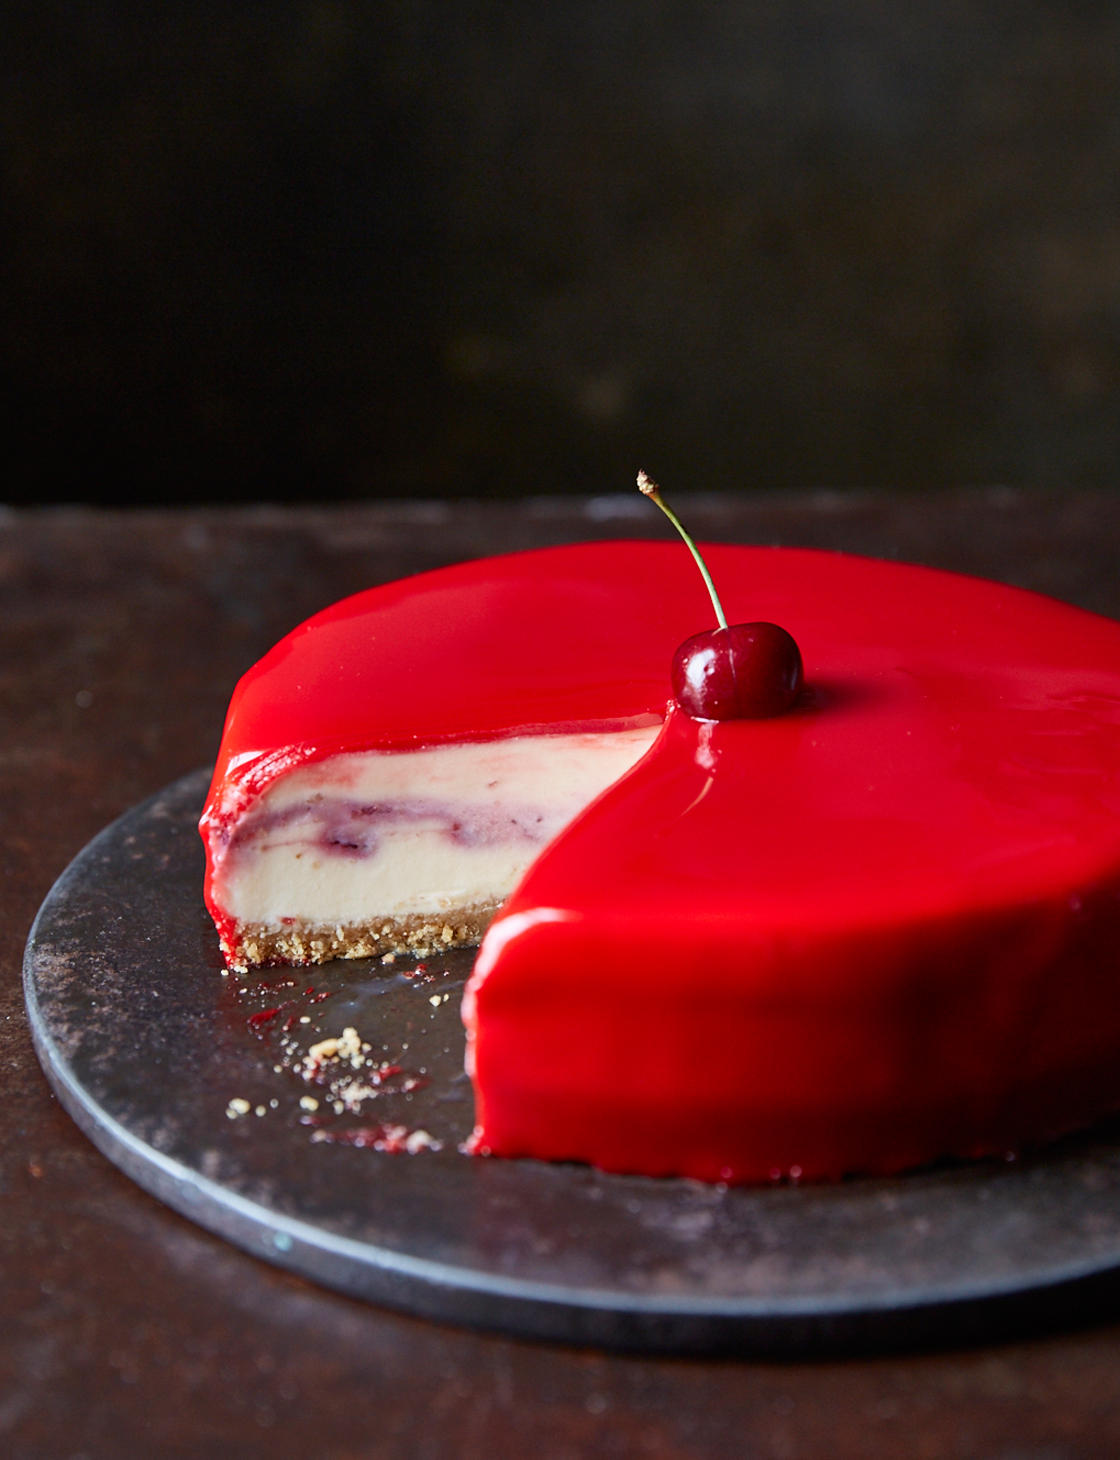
[223,902,503,973]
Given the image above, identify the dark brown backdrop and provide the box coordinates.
[4,2,1120,506]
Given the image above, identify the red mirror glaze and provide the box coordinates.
[199,540,1120,1183]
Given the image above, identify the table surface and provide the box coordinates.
[8,489,1120,1460]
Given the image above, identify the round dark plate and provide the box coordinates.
[23,771,1120,1355]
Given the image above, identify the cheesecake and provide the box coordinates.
[202,540,1120,1180]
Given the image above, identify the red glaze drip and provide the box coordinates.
[247,1007,281,1032]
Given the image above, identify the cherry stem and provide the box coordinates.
[636,470,729,631]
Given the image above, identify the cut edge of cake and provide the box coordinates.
[205,728,662,972]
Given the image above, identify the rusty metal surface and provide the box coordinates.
[8,492,1120,1453]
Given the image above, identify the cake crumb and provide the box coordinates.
[308,1035,342,1062]
[337,1027,363,1065]
[304,1026,365,1077]
[309,1123,442,1154]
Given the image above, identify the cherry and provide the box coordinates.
[672,622,803,720]
[637,470,804,721]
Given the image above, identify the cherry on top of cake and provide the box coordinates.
[636,470,803,721]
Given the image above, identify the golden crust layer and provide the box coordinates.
[222,902,503,972]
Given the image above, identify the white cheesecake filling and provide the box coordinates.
[215,728,659,926]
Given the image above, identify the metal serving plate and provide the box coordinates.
[23,770,1120,1354]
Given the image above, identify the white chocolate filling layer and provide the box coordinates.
[214,728,659,926]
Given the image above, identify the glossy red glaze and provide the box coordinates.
[462,547,1120,1181]
[203,540,1120,1181]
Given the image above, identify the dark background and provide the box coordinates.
[3,1,1120,507]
